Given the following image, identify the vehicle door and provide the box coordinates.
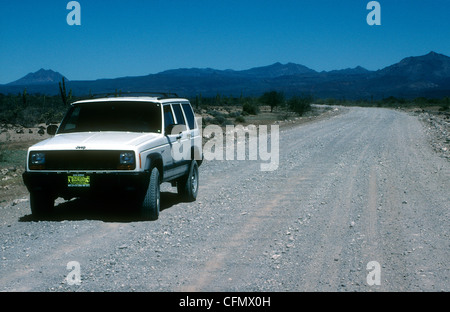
[163,104,188,179]
[170,103,191,175]
[163,104,178,179]
[181,102,201,161]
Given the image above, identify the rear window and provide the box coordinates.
[182,103,197,129]
[172,104,186,125]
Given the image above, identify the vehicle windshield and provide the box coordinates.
[58,101,162,134]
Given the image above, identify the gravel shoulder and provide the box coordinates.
[0,106,448,292]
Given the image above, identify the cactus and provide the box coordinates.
[59,77,67,105]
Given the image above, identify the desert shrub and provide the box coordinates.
[278,112,291,121]
[0,143,6,163]
[440,97,449,111]
[206,110,222,118]
[288,95,313,116]
[202,115,233,127]
[439,103,449,111]
[242,101,260,115]
[213,115,226,125]
[227,111,241,118]
[0,93,68,126]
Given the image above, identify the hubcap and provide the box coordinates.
[191,168,198,193]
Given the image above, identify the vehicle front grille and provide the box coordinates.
[38,150,134,171]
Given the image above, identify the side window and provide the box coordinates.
[172,104,186,125]
[182,103,197,129]
[164,105,175,130]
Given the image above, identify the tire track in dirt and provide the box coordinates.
[180,171,303,291]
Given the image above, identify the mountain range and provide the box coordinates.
[1,51,450,99]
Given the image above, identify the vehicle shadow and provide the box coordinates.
[19,191,184,223]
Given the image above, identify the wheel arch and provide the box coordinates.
[143,153,164,182]
[191,145,203,167]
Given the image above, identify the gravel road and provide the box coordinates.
[0,107,448,292]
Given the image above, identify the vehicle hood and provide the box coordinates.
[29,132,162,151]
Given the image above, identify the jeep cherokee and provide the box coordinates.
[22,94,203,220]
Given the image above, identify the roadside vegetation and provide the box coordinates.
[0,90,315,129]
[1,86,449,129]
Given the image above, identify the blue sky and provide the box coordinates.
[1,0,450,84]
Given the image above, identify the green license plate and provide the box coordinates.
[68,174,90,188]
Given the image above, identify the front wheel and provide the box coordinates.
[177,160,199,202]
[140,167,160,220]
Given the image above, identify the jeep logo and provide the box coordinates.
[76,146,86,150]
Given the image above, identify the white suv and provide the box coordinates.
[22,94,203,220]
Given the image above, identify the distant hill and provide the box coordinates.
[324,66,371,76]
[378,51,450,79]
[1,52,449,99]
[240,62,317,78]
[362,51,450,98]
[7,68,67,86]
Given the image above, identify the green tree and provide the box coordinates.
[215,93,221,106]
[288,95,313,116]
[260,91,284,112]
[195,93,202,109]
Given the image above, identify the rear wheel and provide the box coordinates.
[141,167,160,220]
[177,160,199,202]
[30,192,54,219]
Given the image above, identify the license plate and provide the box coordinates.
[68,174,90,188]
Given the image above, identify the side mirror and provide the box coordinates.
[47,124,58,136]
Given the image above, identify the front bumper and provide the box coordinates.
[23,171,150,200]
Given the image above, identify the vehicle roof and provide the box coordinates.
[71,97,189,105]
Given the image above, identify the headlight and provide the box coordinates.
[118,152,135,170]
[30,152,46,170]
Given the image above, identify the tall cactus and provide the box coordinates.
[59,77,67,105]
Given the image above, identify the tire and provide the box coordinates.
[30,192,54,219]
[141,167,161,220]
[177,160,199,202]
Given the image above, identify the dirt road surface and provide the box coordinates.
[0,107,448,292]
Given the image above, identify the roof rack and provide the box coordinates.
[88,91,180,99]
